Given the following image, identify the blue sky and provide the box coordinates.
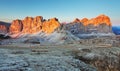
[0,0,120,26]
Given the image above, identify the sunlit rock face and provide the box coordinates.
[9,16,60,34]
[84,14,112,33]
[22,16,43,34]
[9,14,112,36]
[81,18,89,26]
[73,18,81,23]
[67,15,112,34]
[9,20,23,34]
[42,18,60,34]
[22,17,33,33]
[84,14,111,26]
[33,16,43,33]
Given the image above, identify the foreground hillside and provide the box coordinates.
[0,43,120,71]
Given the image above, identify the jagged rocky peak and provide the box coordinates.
[22,16,43,34]
[42,18,60,34]
[9,16,60,34]
[34,16,43,23]
[95,14,111,26]
[9,19,23,34]
[83,14,112,26]
[84,14,112,33]
[73,18,80,23]
[81,18,89,26]
[8,14,113,36]
[67,14,112,34]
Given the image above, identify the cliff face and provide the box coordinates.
[8,14,112,37]
[42,18,60,34]
[21,16,43,34]
[73,18,81,23]
[85,14,112,33]
[9,16,60,34]
[9,20,23,34]
[66,14,112,34]
[83,14,111,26]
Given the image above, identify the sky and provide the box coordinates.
[0,0,120,26]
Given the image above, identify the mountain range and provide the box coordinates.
[0,14,112,34]
[0,14,117,43]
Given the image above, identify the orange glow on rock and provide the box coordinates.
[9,16,60,34]
[42,18,60,34]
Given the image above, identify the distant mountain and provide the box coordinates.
[0,21,11,27]
[0,21,10,34]
[9,16,60,34]
[0,14,114,39]
[112,26,120,35]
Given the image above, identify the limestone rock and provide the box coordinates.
[42,18,60,34]
[22,17,34,33]
[84,14,111,26]
[80,15,112,34]
[9,19,23,34]
[64,23,85,34]
[9,16,60,35]
[81,18,88,23]
[22,16,43,34]
[33,16,43,32]
[8,14,112,37]
[73,18,80,23]
[81,18,88,26]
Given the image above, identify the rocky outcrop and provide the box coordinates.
[85,15,112,33]
[67,14,112,34]
[0,21,10,34]
[9,19,23,34]
[81,18,89,25]
[73,46,120,71]
[42,18,60,34]
[63,23,85,34]
[73,18,80,23]
[9,16,60,34]
[83,14,111,26]
[22,16,43,34]
[8,14,112,38]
